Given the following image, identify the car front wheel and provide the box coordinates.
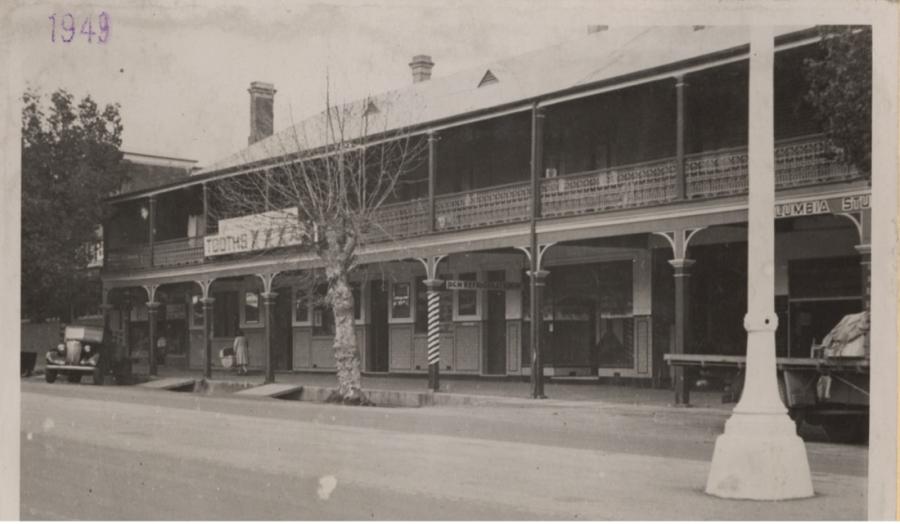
[92,367,104,386]
[45,370,57,383]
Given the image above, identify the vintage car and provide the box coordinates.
[45,325,105,385]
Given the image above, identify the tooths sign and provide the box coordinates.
[204,207,307,256]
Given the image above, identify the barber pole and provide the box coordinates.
[427,289,441,390]
[418,255,447,392]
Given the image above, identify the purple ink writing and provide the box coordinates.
[49,12,109,44]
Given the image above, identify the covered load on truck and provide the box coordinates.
[814,310,869,358]
[664,311,871,442]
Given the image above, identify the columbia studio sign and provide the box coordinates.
[204,207,306,257]
[774,193,870,219]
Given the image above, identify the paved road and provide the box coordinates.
[20,381,867,519]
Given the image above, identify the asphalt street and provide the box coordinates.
[20,381,867,519]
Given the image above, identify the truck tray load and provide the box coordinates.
[665,311,870,443]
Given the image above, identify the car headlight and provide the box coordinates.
[57,344,64,352]
[84,345,91,353]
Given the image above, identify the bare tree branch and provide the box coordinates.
[208,83,428,403]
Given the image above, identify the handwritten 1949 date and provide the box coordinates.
[49,12,110,44]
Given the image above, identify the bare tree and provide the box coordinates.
[210,88,428,404]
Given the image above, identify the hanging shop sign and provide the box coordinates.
[204,207,307,257]
[774,193,870,219]
[443,280,521,291]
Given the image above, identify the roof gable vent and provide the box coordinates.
[363,100,380,116]
[478,69,499,88]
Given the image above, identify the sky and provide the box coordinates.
[9,0,642,166]
[8,0,887,168]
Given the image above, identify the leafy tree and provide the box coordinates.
[21,88,125,322]
[803,25,872,173]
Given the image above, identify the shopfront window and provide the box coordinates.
[595,317,634,369]
[352,282,362,321]
[788,256,862,356]
[541,260,635,369]
[415,277,427,333]
[191,295,205,328]
[392,282,411,319]
[457,272,477,317]
[312,284,334,336]
[294,287,309,323]
[243,291,260,324]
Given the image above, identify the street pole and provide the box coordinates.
[147,301,160,377]
[529,103,546,399]
[705,26,813,500]
[99,302,113,381]
[123,303,133,379]
[202,297,215,380]
[263,292,278,383]
[669,258,695,405]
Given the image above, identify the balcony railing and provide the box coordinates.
[105,245,151,271]
[685,134,860,198]
[541,157,679,218]
[103,135,864,272]
[106,237,204,272]
[435,181,531,231]
[367,198,430,243]
[151,237,205,268]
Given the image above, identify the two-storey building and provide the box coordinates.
[98,26,871,388]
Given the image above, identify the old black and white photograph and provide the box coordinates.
[2,0,898,520]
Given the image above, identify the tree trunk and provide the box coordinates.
[327,270,369,405]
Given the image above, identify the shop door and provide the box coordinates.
[368,280,389,372]
[273,287,293,370]
[485,270,507,374]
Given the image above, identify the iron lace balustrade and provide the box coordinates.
[104,245,151,271]
[540,158,679,218]
[774,134,860,188]
[102,135,865,266]
[366,198,430,243]
[152,237,205,268]
[685,134,862,199]
[434,181,531,232]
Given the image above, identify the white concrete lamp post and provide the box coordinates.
[705,26,815,501]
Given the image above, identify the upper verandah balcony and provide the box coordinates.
[102,35,869,272]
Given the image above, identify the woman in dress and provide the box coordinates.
[233,329,249,375]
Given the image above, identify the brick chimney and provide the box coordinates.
[248,81,276,145]
[409,55,434,83]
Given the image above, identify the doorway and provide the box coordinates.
[367,280,389,372]
[485,270,507,375]
[273,286,293,370]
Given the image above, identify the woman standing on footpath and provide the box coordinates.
[233,329,249,375]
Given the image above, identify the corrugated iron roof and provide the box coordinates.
[115,160,195,194]
[196,25,812,177]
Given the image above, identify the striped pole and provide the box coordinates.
[424,279,443,391]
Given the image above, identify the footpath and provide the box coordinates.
[134,364,731,411]
[126,365,843,442]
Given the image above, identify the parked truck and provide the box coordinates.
[665,311,870,443]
